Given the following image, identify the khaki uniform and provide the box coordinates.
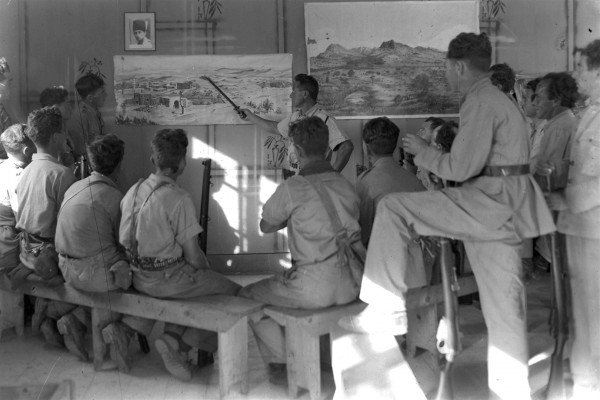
[120,173,240,350]
[360,76,555,400]
[356,156,425,246]
[55,172,127,292]
[0,159,24,271]
[557,103,600,397]
[239,161,360,363]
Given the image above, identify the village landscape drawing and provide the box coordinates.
[305,1,479,117]
[113,54,293,125]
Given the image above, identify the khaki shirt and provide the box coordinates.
[66,102,104,157]
[530,109,578,183]
[120,173,202,260]
[415,76,555,238]
[262,161,360,266]
[16,153,76,238]
[0,159,25,226]
[55,172,123,259]
[557,104,600,239]
[277,104,348,173]
[356,157,425,245]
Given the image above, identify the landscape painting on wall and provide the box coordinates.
[305,1,479,118]
[113,54,293,125]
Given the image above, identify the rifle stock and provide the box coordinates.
[435,237,461,400]
[541,168,569,400]
[199,159,212,253]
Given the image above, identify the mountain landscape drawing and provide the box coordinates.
[309,40,459,117]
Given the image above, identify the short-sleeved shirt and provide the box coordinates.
[276,104,349,174]
[120,173,202,260]
[55,172,123,259]
[66,102,104,157]
[356,157,425,245]
[557,104,600,239]
[262,160,360,266]
[530,109,578,181]
[16,153,76,238]
[0,158,26,226]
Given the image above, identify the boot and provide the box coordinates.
[154,334,192,381]
[102,322,134,373]
[57,313,89,361]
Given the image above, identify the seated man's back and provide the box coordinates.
[55,134,130,292]
[357,117,425,245]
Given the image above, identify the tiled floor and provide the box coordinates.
[0,273,556,400]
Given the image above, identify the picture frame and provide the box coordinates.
[124,12,156,51]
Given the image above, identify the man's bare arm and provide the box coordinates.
[331,140,354,172]
[181,235,209,268]
[260,218,287,233]
[239,109,281,135]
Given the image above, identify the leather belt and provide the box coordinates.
[481,164,530,177]
[127,250,184,272]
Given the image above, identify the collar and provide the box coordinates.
[461,75,491,103]
[295,103,320,117]
[298,159,335,176]
[546,108,574,125]
[90,171,118,189]
[148,172,177,185]
[32,153,60,163]
[371,156,396,169]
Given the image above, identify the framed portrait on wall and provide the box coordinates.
[124,12,156,51]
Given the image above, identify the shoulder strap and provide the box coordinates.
[303,175,346,236]
[128,179,170,260]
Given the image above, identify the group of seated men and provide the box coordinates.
[1,31,599,399]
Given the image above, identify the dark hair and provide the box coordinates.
[540,72,579,108]
[526,77,541,93]
[87,134,124,175]
[425,117,445,131]
[75,73,105,99]
[40,86,69,107]
[26,107,62,146]
[289,116,329,158]
[362,117,399,155]
[447,32,492,72]
[433,121,458,153]
[490,63,516,94]
[1,123,33,153]
[151,129,188,172]
[294,74,319,102]
[577,39,600,70]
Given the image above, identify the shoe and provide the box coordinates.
[102,322,133,373]
[338,306,408,335]
[32,297,49,333]
[155,334,192,381]
[57,314,89,361]
[268,363,288,387]
[40,318,64,348]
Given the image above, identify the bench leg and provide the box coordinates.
[91,307,113,370]
[0,288,24,340]
[286,323,320,400]
[218,317,248,398]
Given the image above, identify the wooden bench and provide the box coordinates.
[264,274,479,400]
[0,275,263,399]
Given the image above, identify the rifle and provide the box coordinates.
[540,167,569,400]
[200,76,247,119]
[199,159,212,253]
[435,236,462,400]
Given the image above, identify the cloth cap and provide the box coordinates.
[132,20,146,32]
